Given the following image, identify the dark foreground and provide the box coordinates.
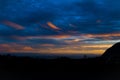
[0,55,120,80]
[1,42,120,79]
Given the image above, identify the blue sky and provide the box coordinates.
[0,0,120,55]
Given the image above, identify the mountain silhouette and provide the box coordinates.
[102,42,120,63]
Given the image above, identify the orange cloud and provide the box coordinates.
[24,35,71,39]
[8,49,17,53]
[47,22,60,30]
[2,20,24,30]
[83,33,120,38]
[0,44,10,48]
[50,35,70,39]
[23,46,33,51]
[73,39,81,42]
[37,22,63,34]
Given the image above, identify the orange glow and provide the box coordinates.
[86,50,105,54]
[8,49,17,53]
[35,49,104,54]
[82,44,112,48]
[47,22,60,30]
[50,35,70,39]
[3,44,107,55]
[2,20,24,30]
[23,46,33,51]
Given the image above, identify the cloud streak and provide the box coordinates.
[2,20,24,30]
[47,22,61,30]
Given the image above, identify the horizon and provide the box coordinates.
[0,52,101,59]
[0,0,120,57]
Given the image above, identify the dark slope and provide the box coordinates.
[102,42,120,63]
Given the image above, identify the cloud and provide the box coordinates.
[23,46,33,51]
[81,33,120,38]
[47,22,61,30]
[82,44,112,48]
[87,40,120,44]
[2,20,24,30]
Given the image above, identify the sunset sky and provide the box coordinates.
[0,0,120,55]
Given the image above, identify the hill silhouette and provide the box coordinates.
[102,42,120,64]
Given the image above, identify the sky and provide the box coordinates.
[0,0,120,55]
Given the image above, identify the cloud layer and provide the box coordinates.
[0,0,120,55]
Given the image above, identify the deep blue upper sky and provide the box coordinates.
[0,0,120,35]
[0,0,120,54]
